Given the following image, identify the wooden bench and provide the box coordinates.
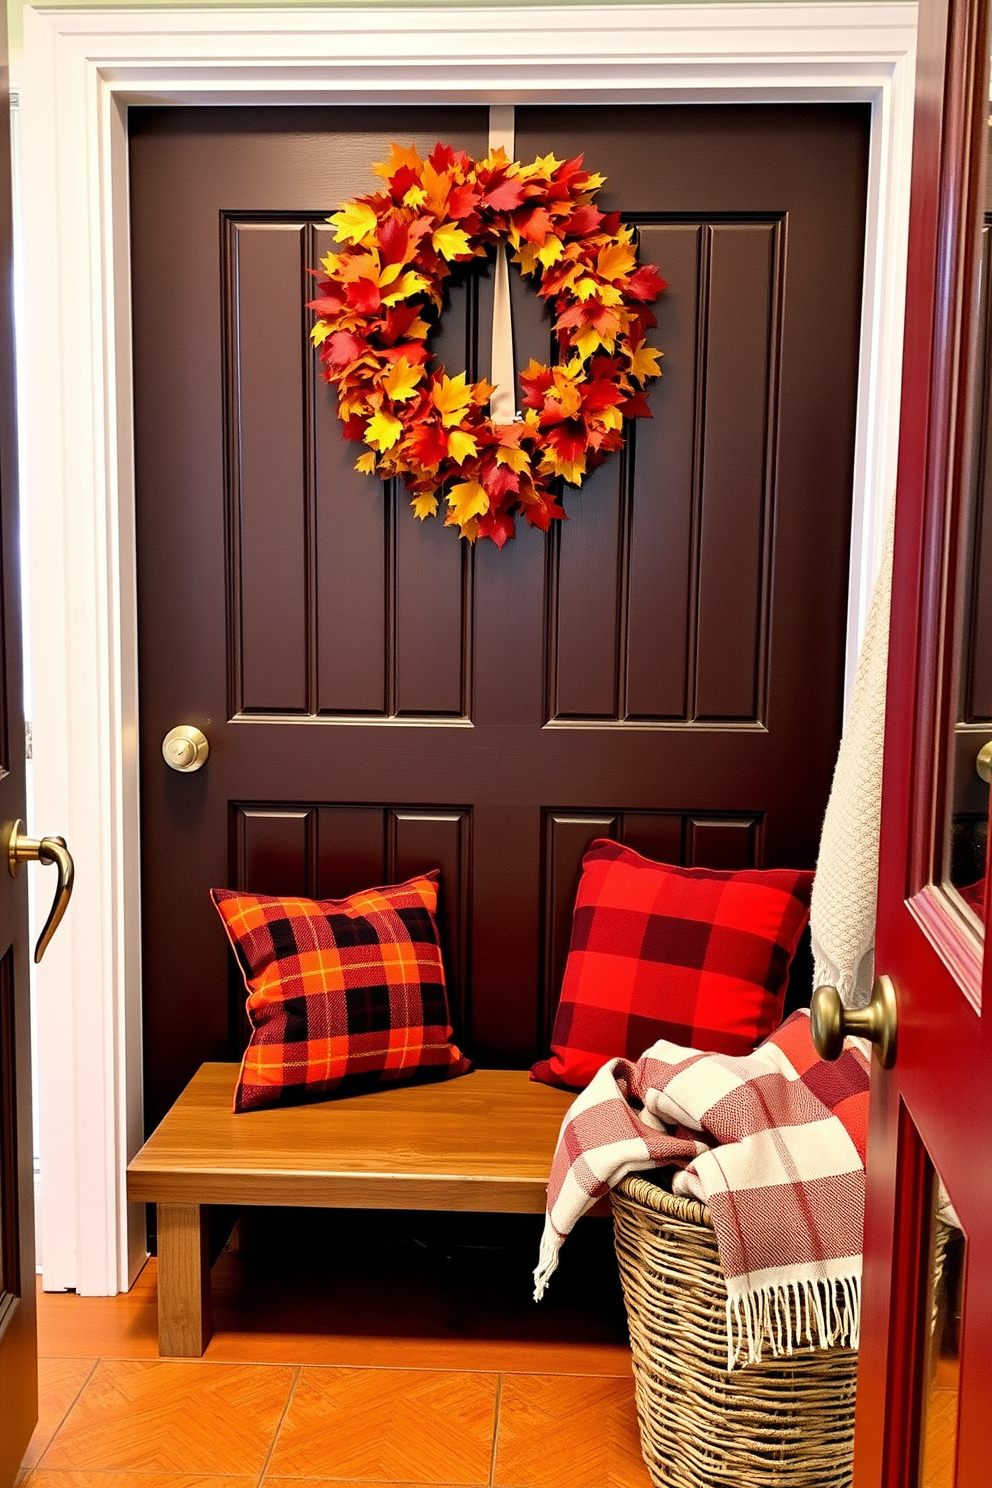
[126,1064,581,1357]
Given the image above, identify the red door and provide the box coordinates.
[850,0,992,1477]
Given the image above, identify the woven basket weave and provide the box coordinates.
[611,1173,858,1488]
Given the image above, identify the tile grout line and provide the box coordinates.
[487,1374,503,1488]
[39,1352,631,1381]
[256,1364,302,1488]
[27,1357,102,1478]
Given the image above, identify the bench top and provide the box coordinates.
[127,1064,577,1213]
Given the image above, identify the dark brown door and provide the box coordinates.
[131,105,870,1133]
[0,2,38,1481]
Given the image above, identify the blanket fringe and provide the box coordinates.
[725,1274,861,1371]
[533,1224,560,1302]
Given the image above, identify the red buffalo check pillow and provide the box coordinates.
[212,872,471,1113]
[531,840,814,1090]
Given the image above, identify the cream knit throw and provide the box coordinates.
[810,504,894,1009]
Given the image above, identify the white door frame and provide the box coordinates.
[18,2,917,1294]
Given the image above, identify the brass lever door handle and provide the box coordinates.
[811,974,898,1069]
[8,819,75,963]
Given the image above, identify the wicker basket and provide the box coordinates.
[611,1173,858,1488]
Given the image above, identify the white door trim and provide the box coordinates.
[18,1,917,1293]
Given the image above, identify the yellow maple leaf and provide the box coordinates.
[629,341,663,381]
[572,323,606,362]
[411,492,439,520]
[597,238,637,281]
[537,236,564,270]
[320,250,343,276]
[366,409,403,451]
[354,450,378,474]
[446,479,489,526]
[329,201,378,246]
[599,405,624,432]
[432,372,475,428]
[519,152,562,180]
[540,449,586,485]
[432,223,473,261]
[495,444,530,473]
[447,429,478,464]
[381,270,430,307]
[310,321,333,346]
[514,242,541,277]
[382,356,422,403]
[403,186,428,208]
[372,141,423,180]
[574,278,624,308]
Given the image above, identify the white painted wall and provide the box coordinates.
[18,1,916,1293]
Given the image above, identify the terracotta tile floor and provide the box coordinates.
[19,1209,652,1488]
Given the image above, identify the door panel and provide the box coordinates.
[131,104,869,1133]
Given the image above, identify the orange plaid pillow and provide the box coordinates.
[211,871,471,1113]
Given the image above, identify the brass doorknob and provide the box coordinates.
[811,974,898,1069]
[162,725,209,773]
[8,820,75,963]
[977,740,992,782]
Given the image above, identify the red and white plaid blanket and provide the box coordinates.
[535,1011,870,1369]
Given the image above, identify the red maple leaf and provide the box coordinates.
[476,509,517,547]
[553,303,587,333]
[620,391,653,419]
[377,215,412,265]
[380,341,430,365]
[518,362,555,408]
[484,176,530,212]
[628,307,659,340]
[553,154,588,187]
[323,331,368,369]
[546,421,587,464]
[626,264,668,301]
[480,460,520,501]
[406,420,449,470]
[580,379,625,414]
[429,142,457,171]
[447,182,482,220]
[563,204,604,238]
[524,495,567,531]
[307,293,346,317]
[382,304,425,344]
[340,414,367,442]
[389,165,420,202]
[513,204,554,244]
[346,278,382,315]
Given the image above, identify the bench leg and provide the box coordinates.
[157,1203,213,1357]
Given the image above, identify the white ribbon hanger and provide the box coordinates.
[488,105,517,425]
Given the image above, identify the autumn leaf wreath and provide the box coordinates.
[308,142,667,547]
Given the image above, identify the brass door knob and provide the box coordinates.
[811,974,898,1069]
[162,725,209,773]
[977,740,992,782]
[8,820,75,963]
